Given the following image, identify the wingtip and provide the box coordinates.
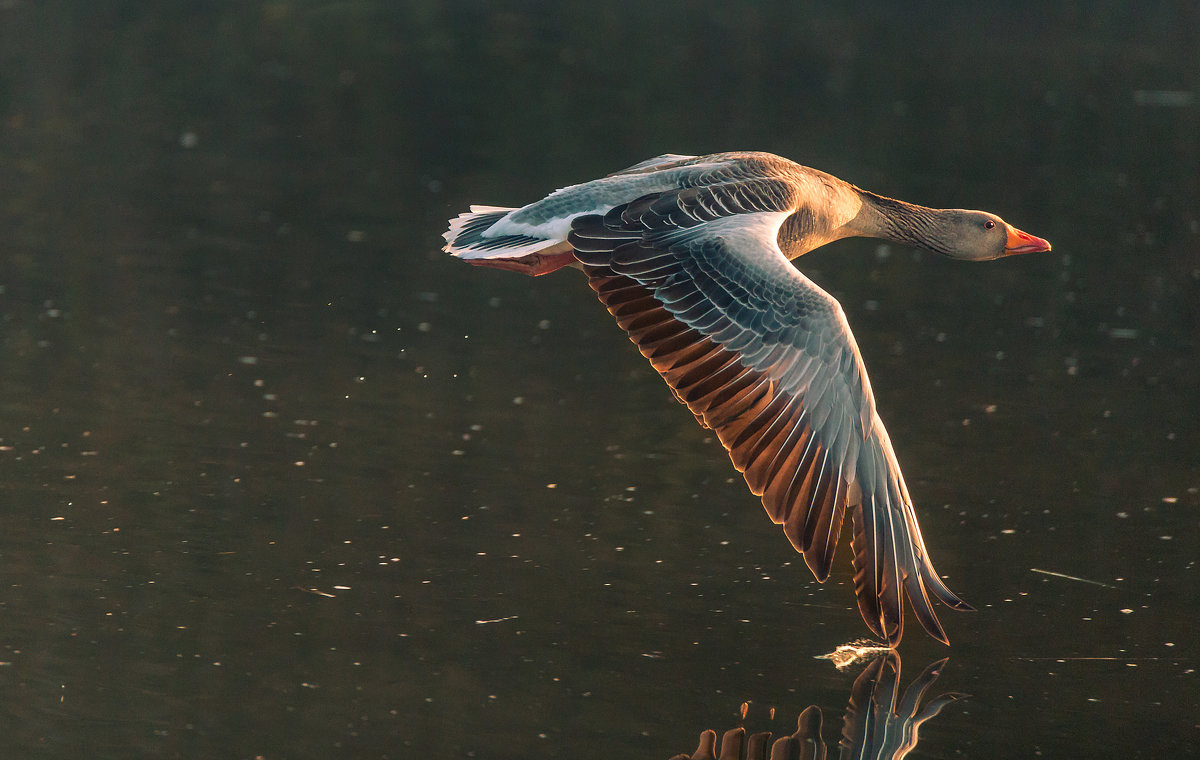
[804,551,834,583]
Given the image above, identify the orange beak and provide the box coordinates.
[1005,226,1052,255]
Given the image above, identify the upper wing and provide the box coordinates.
[607,153,697,176]
[567,181,971,645]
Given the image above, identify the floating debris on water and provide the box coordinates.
[294,586,336,598]
[475,615,519,625]
[816,639,891,669]
[1030,568,1116,588]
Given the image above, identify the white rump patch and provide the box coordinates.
[443,206,562,260]
[484,206,609,242]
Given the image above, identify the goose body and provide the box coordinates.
[443,151,1051,645]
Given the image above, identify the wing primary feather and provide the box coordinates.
[760,425,814,525]
[676,357,750,407]
[684,364,758,416]
[649,334,719,370]
[852,495,885,640]
[881,476,905,645]
[780,430,822,517]
[669,349,741,394]
[781,446,826,553]
[799,460,837,580]
[905,568,949,645]
[741,398,804,490]
[810,477,849,581]
[725,392,793,469]
[704,378,775,442]
[760,421,813,509]
[799,452,832,551]
[611,295,663,319]
[752,404,812,504]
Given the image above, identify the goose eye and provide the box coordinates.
[984,220,996,230]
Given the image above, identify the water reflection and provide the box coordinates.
[670,654,964,760]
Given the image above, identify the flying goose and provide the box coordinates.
[443,151,1051,645]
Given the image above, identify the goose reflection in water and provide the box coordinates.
[669,654,965,760]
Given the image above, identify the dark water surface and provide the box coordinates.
[1,3,1198,758]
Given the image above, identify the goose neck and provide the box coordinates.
[852,189,955,256]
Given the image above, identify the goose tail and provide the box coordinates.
[443,205,576,276]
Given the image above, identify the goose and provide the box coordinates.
[443,151,1051,646]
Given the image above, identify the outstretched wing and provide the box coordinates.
[567,181,971,645]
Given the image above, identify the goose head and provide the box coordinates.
[937,210,1052,261]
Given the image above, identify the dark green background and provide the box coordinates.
[1,2,1197,757]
